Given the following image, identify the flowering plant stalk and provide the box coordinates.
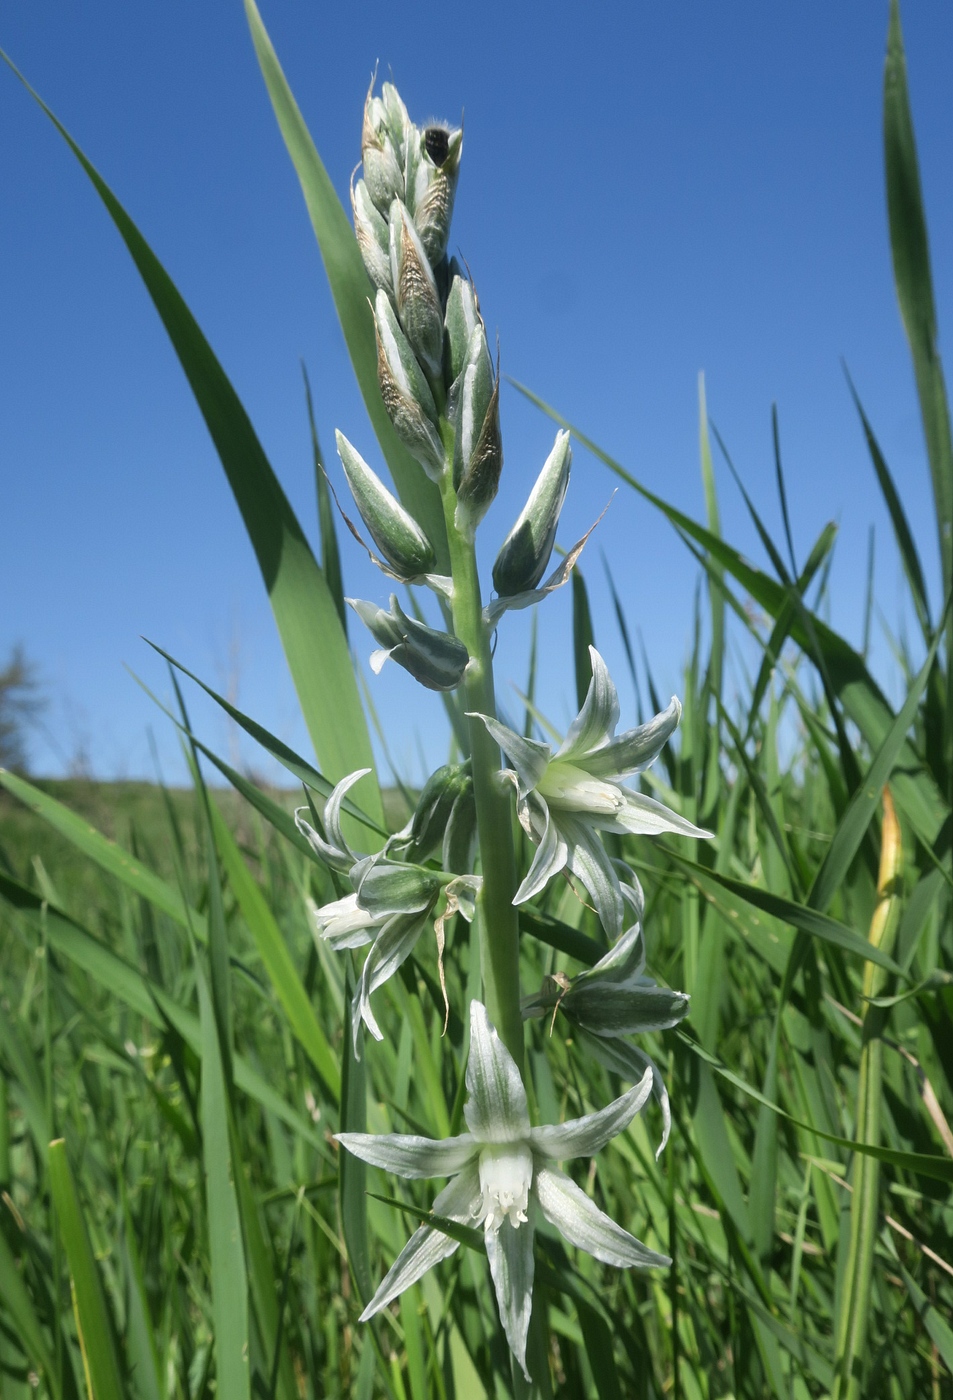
[304,77,710,1385]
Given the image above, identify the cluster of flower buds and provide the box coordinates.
[296,767,480,1050]
[341,82,597,691]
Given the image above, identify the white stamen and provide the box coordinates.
[478,1142,534,1233]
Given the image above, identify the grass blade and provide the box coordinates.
[808,607,947,914]
[884,0,953,612]
[0,768,206,938]
[209,798,341,1099]
[197,951,251,1400]
[303,363,347,635]
[48,1140,125,1400]
[844,365,932,643]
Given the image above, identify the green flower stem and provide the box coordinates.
[439,457,524,1071]
[831,787,903,1400]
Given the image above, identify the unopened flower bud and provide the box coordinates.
[335,431,436,579]
[492,430,572,597]
[407,761,473,863]
[389,200,443,380]
[409,124,463,266]
[374,290,445,479]
[453,324,502,535]
[444,274,481,393]
[361,83,405,213]
[353,857,441,917]
[348,595,469,691]
[351,178,393,296]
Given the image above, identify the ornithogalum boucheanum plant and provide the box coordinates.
[308,77,711,1384]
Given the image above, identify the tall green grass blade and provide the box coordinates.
[340,964,372,1304]
[48,1139,125,1400]
[900,1265,953,1373]
[572,568,596,709]
[0,768,206,938]
[601,553,643,721]
[145,642,385,839]
[244,0,448,571]
[119,1191,162,1400]
[303,363,347,635]
[1,53,382,827]
[209,799,341,1099]
[884,0,953,613]
[844,366,931,642]
[0,873,327,1149]
[668,852,904,975]
[196,937,251,1398]
[809,608,946,914]
[832,791,903,1400]
[577,1301,624,1400]
[0,1223,56,1389]
[771,405,798,578]
[698,374,725,821]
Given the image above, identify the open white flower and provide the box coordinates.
[472,646,711,938]
[298,770,479,1051]
[337,1000,669,1379]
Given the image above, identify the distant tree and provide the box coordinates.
[0,646,44,772]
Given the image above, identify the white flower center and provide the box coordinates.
[478,1142,533,1233]
[538,762,623,816]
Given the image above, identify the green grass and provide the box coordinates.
[1,1,951,1396]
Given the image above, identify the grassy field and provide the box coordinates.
[1,1,951,1396]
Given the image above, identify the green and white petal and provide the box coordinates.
[464,1001,531,1143]
[567,983,690,1035]
[529,1070,653,1162]
[353,858,441,916]
[611,790,713,840]
[513,799,569,906]
[579,696,682,780]
[294,767,371,871]
[358,1165,482,1320]
[485,1216,535,1382]
[469,712,550,795]
[554,648,620,763]
[335,1129,477,1179]
[309,893,380,950]
[353,910,430,1049]
[534,1165,670,1269]
[575,1032,672,1157]
[574,921,646,989]
[558,813,625,939]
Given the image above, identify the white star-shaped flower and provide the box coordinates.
[337,1000,669,1379]
[472,646,711,938]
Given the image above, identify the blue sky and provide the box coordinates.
[2,2,951,787]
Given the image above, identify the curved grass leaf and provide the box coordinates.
[144,642,385,840]
[668,852,904,975]
[209,799,341,1099]
[884,0,953,611]
[509,380,948,844]
[678,1031,953,1185]
[0,52,383,834]
[809,607,947,914]
[844,365,931,642]
[196,956,251,1400]
[48,1139,125,1400]
[244,0,449,571]
[0,768,206,938]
